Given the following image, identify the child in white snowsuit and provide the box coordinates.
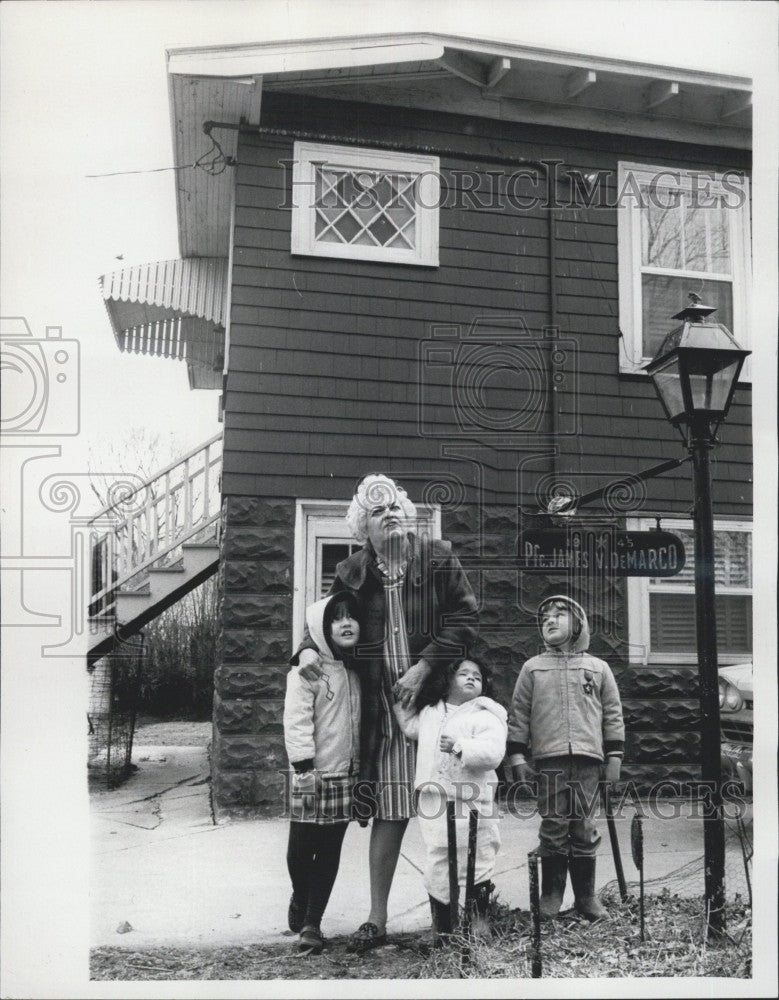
[394,657,507,936]
[283,592,362,954]
[507,595,625,922]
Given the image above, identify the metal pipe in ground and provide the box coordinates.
[604,786,628,902]
[528,851,542,978]
[446,800,459,933]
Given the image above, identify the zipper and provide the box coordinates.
[563,651,572,755]
[347,669,356,776]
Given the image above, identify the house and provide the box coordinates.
[96,34,752,818]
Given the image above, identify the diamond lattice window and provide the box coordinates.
[291,142,439,266]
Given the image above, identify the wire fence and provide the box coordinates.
[600,805,752,947]
[87,633,145,787]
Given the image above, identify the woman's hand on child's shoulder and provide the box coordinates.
[297,648,324,681]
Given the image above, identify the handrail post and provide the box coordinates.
[203,445,211,520]
[183,458,193,532]
[165,472,172,552]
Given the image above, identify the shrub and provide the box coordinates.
[139,576,217,719]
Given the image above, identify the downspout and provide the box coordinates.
[547,180,559,487]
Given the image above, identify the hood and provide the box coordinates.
[538,594,590,653]
[305,592,358,660]
[453,695,508,725]
[305,595,334,659]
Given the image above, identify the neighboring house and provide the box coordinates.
[98,34,752,817]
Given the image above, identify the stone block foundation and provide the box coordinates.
[210,497,704,818]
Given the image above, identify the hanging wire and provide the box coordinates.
[86,124,235,180]
[193,128,234,176]
[85,164,194,179]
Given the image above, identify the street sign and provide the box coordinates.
[517,527,686,577]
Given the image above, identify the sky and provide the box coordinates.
[1,1,777,997]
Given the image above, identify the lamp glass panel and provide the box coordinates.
[650,356,687,421]
[686,359,742,413]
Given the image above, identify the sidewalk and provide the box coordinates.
[90,743,752,950]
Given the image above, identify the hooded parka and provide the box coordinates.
[507,596,624,762]
[284,594,361,822]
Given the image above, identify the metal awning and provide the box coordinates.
[100,257,228,387]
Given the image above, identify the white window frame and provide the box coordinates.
[617,162,751,380]
[626,516,752,665]
[290,141,440,267]
[292,499,442,649]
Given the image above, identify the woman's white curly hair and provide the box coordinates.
[345,474,418,544]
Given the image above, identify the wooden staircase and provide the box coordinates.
[88,434,222,665]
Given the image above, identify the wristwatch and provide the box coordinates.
[452,741,463,757]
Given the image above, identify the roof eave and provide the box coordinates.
[166,32,752,259]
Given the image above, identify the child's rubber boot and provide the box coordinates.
[569,856,606,922]
[469,880,494,938]
[472,879,494,917]
[539,855,568,920]
[429,894,452,946]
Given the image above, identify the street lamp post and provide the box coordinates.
[645,293,750,939]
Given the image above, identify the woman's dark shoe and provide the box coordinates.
[288,893,306,933]
[298,924,324,954]
[345,921,387,954]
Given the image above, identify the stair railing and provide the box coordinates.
[90,433,223,618]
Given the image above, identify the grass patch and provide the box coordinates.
[91,889,750,981]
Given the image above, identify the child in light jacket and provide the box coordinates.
[394,657,507,937]
[283,591,362,954]
[507,594,625,922]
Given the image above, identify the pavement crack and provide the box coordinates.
[93,773,204,810]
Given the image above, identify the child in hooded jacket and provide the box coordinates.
[507,594,625,922]
[393,657,507,937]
[283,591,362,954]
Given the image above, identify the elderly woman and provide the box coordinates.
[292,474,478,953]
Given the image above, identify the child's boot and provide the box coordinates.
[298,924,324,954]
[469,880,494,938]
[472,879,494,917]
[429,894,452,946]
[539,855,568,919]
[569,856,606,922]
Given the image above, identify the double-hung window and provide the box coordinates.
[617,162,751,377]
[290,142,440,266]
[626,517,752,665]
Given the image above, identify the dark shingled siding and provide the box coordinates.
[210,93,752,810]
[223,92,751,516]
